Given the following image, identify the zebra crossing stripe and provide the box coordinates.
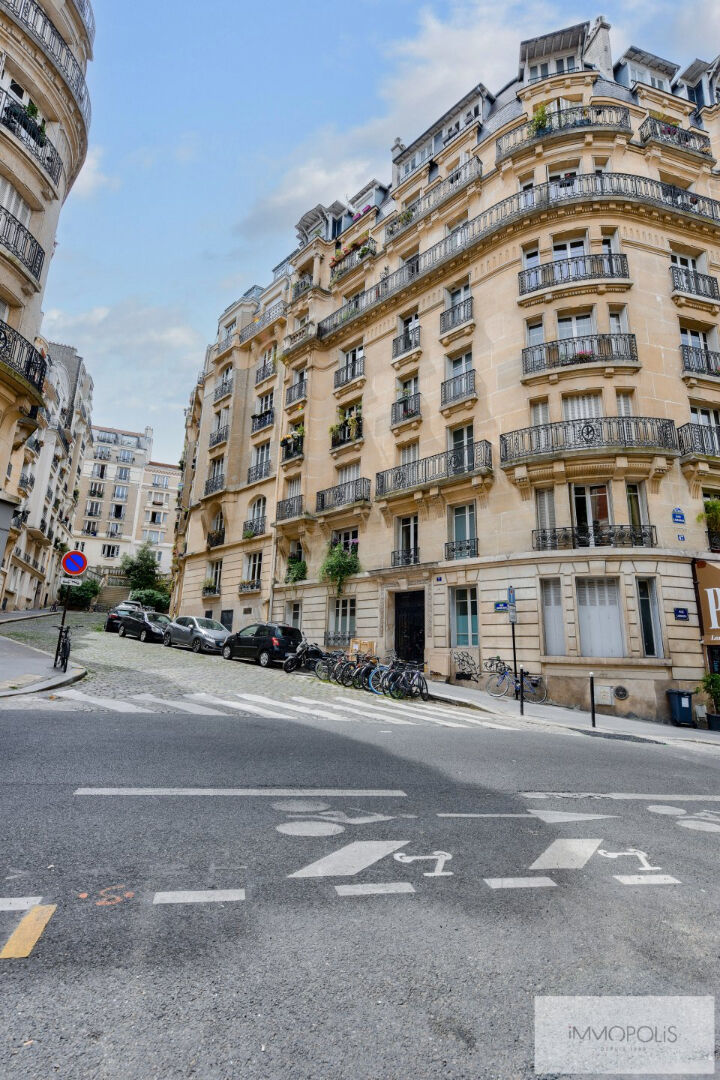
[132,693,225,716]
[329,697,417,725]
[55,689,151,714]
[186,693,278,718]
[236,693,353,723]
[289,695,412,725]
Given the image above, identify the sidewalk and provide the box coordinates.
[0,633,85,696]
[0,607,55,623]
[429,679,720,748]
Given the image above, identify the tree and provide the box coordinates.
[121,543,163,591]
[59,578,100,611]
[129,587,170,613]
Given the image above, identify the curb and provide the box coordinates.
[0,611,55,625]
[0,631,87,697]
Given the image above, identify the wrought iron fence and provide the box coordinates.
[670,266,720,300]
[281,436,304,461]
[247,460,271,484]
[0,205,44,280]
[243,516,266,536]
[532,525,657,550]
[385,158,483,241]
[255,361,276,384]
[391,393,421,426]
[239,301,287,344]
[376,440,492,497]
[276,495,304,521]
[441,369,476,406]
[392,326,421,359]
[204,473,225,495]
[0,317,46,390]
[251,409,274,433]
[518,253,629,295]
[501,416,678,464]
[680,344,720,377]
[440,297,474,335]
[334,358,364,389]
[331,418,363,447]
[678,422,720,457]
[445,538,479,559]
[639,116,712,156]
[496,104,631,160]
[286,379,307,406]
[522,333,638,375]
[0,87,62,184]
[316,478,370,512]
[209,425,229,447]
[392,548,420,566]
[214,378,233,401]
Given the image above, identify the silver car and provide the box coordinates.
[163,615,229,654]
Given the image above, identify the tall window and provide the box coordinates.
[541,578,565,655]
[0,176,31,227]
[113,485,128,500]
[450,587,478,646]
[250,496,266,521]
[101,544,119,559]
[86,500,101,517]
[331,597,356,637]
[563,393,603,420]
[209,559,222,591]
[118,449,133,464]
[286,601,302,629]
[626,483,648,527]
[254,442,270,465]
[576,578,624,657]
[637,578,663,658]
[116,467,130,481]
[341,344,364,376]
[245,551,262,583]
[152,474,169,488]
[398,514,419,554]
[452,503,476,541]
[447,350,472,379]
[536,488,556,531]
[337,462,360,485]
[332,527,358,552]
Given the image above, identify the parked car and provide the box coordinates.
[163,615,229,654]
[118,609,171,643]
[222,623,302,667]
[104,601,143,633]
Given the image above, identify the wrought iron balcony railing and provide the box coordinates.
[325,630,354,647]
[440,297,473,336]
[204,473,225,496]
[391,393,421,426]
[202,584,221,597]
[319,173,720,340]
[251,409,274,433]
[392,326,420,359]
[281,435,304,462]
[284,322,315,353]
[334,358,364,389]
[518,253,629,295]
[441,369,476,406]
[445,538,479,560]
[247,460,271,484]
[276,495,304,521]
[255,361,276,385]
[316,478,371,512]
[522,333,639,376]
[678,422,720,457]
[501,416,678,465]
[292,275,313,301]
[680,344,720,378]
[0,205,44,281]
[376,440,492,497]
[207,529,225,548]
[243,516,266,537]
[19,470,34,490]
[0,88,62,184]
[0,317,46,390]
[239,580,261,593]
[330,238,377,284]
[209,425,229,448]
[385,157,483,242]
[392,548,420,566]
[69,0,95,42]
[331,418,363,448]
[708,531,720,553]
[88,483,104,497]
[639,116,712,157]
[496,104,631,161]
[533,525,657,550]
[670,266,720,301]
[286,379,307,407]
[239,301,287,344]
[214,378,233,402]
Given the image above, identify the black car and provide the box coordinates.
[222,623,302,667]
[117,609,171,643]
[104,601,143,633]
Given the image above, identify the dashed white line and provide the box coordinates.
[334,882,415,896]
[132,693,225,716]
[238,693,353,723]
[153,889,246,904]
[0,897,42,911]
[55,689,151,714]
[614,874,681,886]
[484,877,557,889]
[186,692,278,718]
[529,839,603,871]
[75,787,407,797]
[289,840,410,878]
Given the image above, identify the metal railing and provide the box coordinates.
[708,531,720,553]
[239,301,287,344]
[519,253,629,295]
[204,473,225,496]
[255,361,276,384]
[88,483,104,497]
[239,580,261,593]
[522,333,639,376]
[496,104,631,160]
[286,379,307,407]
[209,425,229,448]
[69,0,95,42]
[376,440,492,497]
[0,317,46,390]
[251,409,274,433]
[639,116,712,156]
[292,275,313,301]
[392,326,420,359]
[325,630,354,647]
[440,297,473,336]
[532,525,657,550]
[207,529,225,548]
[202,584,221,597]
[214,378,233,402]
[331,418,363,447]
[276,495,304,521]
[247,460,271,484]
[391,393,421,426]
[500,416,678,464]
[0,88,62,184]
[316,478,371,512]
[441,369,476,406]
[334,359,364,389]
[392,548,420,566]
[19,471,34,490]
[678,422,720,457]
[445,538,479,560]
[284,322,315,353]
[214,332,235,357]
[319,173,720,341]
[670,266,720,300]
[680,344,720,378]
[243,516,266,537]
[0,205,44,281]
[281,435,304,462]
[386,158,483,242]
[330,238,377,284]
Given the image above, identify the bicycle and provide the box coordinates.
[54,624,72,672]
[485,661,547,704]
[390,660,429,701]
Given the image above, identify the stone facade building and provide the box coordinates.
[175,18,720,719]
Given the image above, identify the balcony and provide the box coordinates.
[334,359,364,390]
[88,483,104,498]
[81,527,97,537]
[681,344,720,379]
[376,440,492,498]
[255,361,276,385]
[18,471,34,492]
[0,88,62,184]
[391,393,421,427]
[392,548,420,567]
[496,105,631,162]
[518,253,630,296]
[251,409,274,434]
[330,238,377,284]
[678,422,720,458]
[0,204,44,282]
[204,473,225,496]
[209,425,229,448]
[286,379,307,407]
[500,416,678,466]
[331,418,363,449]
[639,117,712,158]
[392,327,421,364]
[281,435,304,462]
[522,333,639,377]
[533,525,657,550]
[247,460,271,484]
[385,158,483,242]
[207,529,225,548]
[214,332,235,359]
[214,378,233,402]
[239,301,287,344]
[292,275,313,302]
[708,531,720,553]
[243,516,266,537]
[441,369,476,408]
[670,266,720,304]
[445,538,479,560]
[69,0,95,42]
[325,630,354,648]
[277,495,304,521]
[202,584,221,598]
[239,580,261,594]
[283,323,315,354]
[0,317,46,393]
[439,297,474,340]
[316,478,371,513]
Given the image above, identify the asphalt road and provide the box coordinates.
[2,699,720,1079]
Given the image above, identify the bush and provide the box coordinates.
[59,578,100,610]
[285,558,307,584]
[698,672,720,714]
[130,588,170,613]
[319,543,360,595]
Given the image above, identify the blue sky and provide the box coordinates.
[41,0,719,461]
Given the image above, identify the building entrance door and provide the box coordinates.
[395,591,425,663]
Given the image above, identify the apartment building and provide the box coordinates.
[176,17,720,720]
[0,0,93,561]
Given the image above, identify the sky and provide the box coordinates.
[40,0,720,462]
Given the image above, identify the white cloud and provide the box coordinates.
[71,146,120,199]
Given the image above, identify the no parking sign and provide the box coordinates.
[62,550,88,577]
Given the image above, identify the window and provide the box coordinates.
[101,544,119,559]
[563,393,603,420]
[626,482,648,527]
[341,344,364,377]
[332,527,358,552]
[572,484,611,542]
[536,488,556,531]
[209,456,225,478]
[331,597,356,637]
[286,601,302,629]
[337,462,360,485]
[576,578,624,657]
[257,391,273,414]
[142,530,161,544]
[452,503,476,541]
[250,496,266,521]
[541,578,565,655]
[111,504,125,520]
[398,514,419,553]
[527,320,544,347]
[402,311,419,334]
[531,399,550,425]
[450,586,478,646]
[209,560,222,591]
[691,406,720,427]
[400,442,419,465]
[107,522,121,538]
[254,442,270,465]
[671,252,698,272]
[82,521,97,534]
[116,467,130,481]
[245,551,262,582]
[399,374,419,399]
[616,390,633,416]
[85,500,101,517]
[113,485,128,500]
[553,238,586,276]
[118,449,133,463]
[637,578,663,657]
[448,282,470,308]
[0,176,31,227]
[681,326,710,352]
[152,474,169,488]
[92,464,106,479]
[447,350,472,378]
[285,476,301,501]
[609,309,628,337]
[557,312,593,340]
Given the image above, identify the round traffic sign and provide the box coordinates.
[62,550,88,576]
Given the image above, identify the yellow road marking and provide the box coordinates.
[0,904,56,958]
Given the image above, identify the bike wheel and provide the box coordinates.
[368,667,385,695]
[414,673,429,702]
[523,677,547,705]
[341,664,357,687]
[486,672,509,698]
[315,660,331,682]
[61,643,69,673]
[389,673,408,700]
[352,666,365,690]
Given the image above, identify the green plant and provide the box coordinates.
[698,499,720,532]
[59,578,100,610]
[130,587,170,613]
[285,558,307,584]
[398,209,414,225]
[242,528,256,540]
[698,672,720,714]
[294,423,305,437]
[530,104,550,135]
[25,100,39,119]
[202,577,218,591]
[121,542,164,591]
[319,543,360,595]
[329,422,341,437]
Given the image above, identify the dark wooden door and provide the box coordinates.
[395,591,425,663]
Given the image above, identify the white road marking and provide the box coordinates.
[524,792,720,802]
[438,813,531,818]
[187,692,278,718]
[529,839,603,871]
[131,693,225,716]
[484,877,557,889]
[614,875,681,886]
[238,693,353,723]
[350,699,466,728]
[75,788,407,797]
[332,697,417,725]
[153,889,246,904]
[335,882,415,896]
[289,840,410,878]
[55,689,151,714]
[529,810,617,824]
[0,897,42,911]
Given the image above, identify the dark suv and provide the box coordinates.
[117,610,170,643]
[222,623,302,667]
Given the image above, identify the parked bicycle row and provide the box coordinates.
[282,640,429,701]
[452,650,547,703]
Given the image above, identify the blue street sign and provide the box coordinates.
[674,608,689,622]
[677,534,686,542]
[494,601,509,613]
[507,586,516,605]
[672,508,685,524]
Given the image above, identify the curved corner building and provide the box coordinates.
[176,17,720,719]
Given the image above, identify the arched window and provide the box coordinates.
[250,496,266,522]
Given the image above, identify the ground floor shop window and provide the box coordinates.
[450,586,478,646]
[577,577,624,657]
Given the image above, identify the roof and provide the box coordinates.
[147,461,181,472]
[520,22,589,63]
[395,82,492,164]
[92,424,145,439]
[678,59,711,85]
[616,46,679,79]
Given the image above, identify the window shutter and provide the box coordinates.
[541,578,565,655]
[536,488,556,530]
[616,391,633,416]
[576,578,624,657]
[563,393,603,420]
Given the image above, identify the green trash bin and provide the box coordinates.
[666,689,695,727]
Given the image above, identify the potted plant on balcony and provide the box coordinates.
[697,672,720,730]
[698,499,720,550]
[202,577,218,594]
[329,421,342,438]
[320,542,360,595]
[530,104,550,137]
[294,423,305,438]
[285,555,307,584]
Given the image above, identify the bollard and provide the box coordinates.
[519,667,525,716]
[590,671,596,729]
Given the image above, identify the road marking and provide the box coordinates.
[293,695,415,726]
[484,877,557,889]
[55,689,151,714]
[529,839,603,870]
[335,882,415,896]
[333,697,417,725]
[75,787,407,797]
[0,904,56,958]
[524,792,720,801]
[347,698,466,728]
[614,875,681,886]
[187,692,278,718]
[131,693,225,716]
[289,840,410,878]
[438,813,531,818]
[237,693,353,723]
[0,897,42,911]
[530,810,617,824]
[153,889,246,904]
